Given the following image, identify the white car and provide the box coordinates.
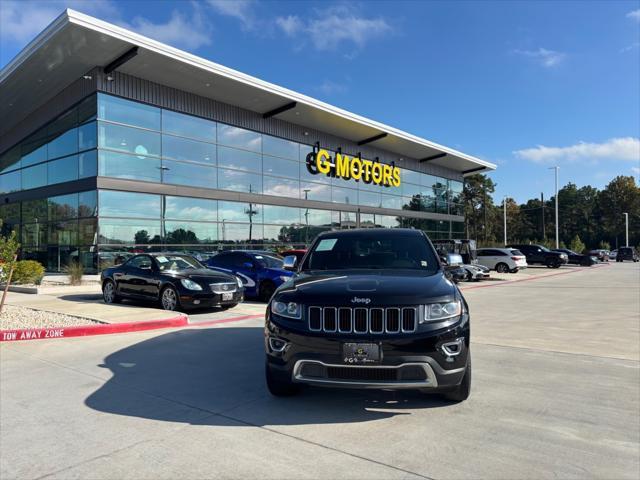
[609,249,617,260]
[461,263,491,281]
[476,248,528,273]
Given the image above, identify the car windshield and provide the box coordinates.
[301,232,439,273]
[539,246,551,252]
[252,254,284,269]
[155,255,204,271]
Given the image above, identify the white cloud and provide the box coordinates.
[632,167,640,175]
[275,5,392,52]
[620,41,640,53]
[513,137,640,164]
[0,0,211,55]
[275,15,303,37]
[0,0,118,45]
[207,0,255,29]
[626,9,640,22]
[127,7,212,50]
[513,47,566,67]
[316,79,348,95]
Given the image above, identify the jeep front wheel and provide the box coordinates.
[265,361,300,397]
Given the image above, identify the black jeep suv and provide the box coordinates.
[265,228,471,402]
[507,244,568,268]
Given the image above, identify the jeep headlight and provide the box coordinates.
[180,279,203,291]
[424,300,461,322]
[271,301,302,320]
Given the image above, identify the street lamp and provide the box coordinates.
[549,166,559,248]
[623,212,629,246]
[503,196,507,246]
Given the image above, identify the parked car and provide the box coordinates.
[507,244,568,268]
[266,228,471,402]
[280,249,307,264]
[476,248,527,273]
[609,249,617,260]
[440,253,467,283]
[588,249,609,262]
[552,248,596,266]
[432,238,490,281]
[205,250,293,301]
[101,253,244,311]
[616,247,638,262]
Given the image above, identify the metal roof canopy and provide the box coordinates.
[0,9,495,175]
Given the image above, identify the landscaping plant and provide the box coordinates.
[64,261,84,286]
[12,260,45,285]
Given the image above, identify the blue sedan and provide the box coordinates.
[205,250,293,301]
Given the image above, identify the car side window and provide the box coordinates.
[495,250,507,256]
[477,250,487,257]
[213,252,234,266]
[126,255,152,269]
[232,253,253,268]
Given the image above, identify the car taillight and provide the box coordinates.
[511,256,522,261]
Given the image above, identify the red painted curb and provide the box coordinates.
[0,314,188,342]
[460,263,610,291]
[188,314,265,327]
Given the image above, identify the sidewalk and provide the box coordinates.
[3,291,180,324]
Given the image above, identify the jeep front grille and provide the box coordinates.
[308,306,418,334]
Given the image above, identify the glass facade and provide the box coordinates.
[0,92,467,272]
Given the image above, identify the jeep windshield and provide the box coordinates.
[301,232,439,273]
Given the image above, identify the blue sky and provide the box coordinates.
[1,0,639,203]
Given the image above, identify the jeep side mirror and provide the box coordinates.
[283,255,297,271]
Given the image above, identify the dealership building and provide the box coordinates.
[0,10,495,272]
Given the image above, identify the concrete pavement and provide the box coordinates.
[1,262,638,479]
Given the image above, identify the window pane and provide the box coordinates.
[301,161,331,185]
[263,224,289,243]
[162,160,217,189]
[0,170,20,194]
[98,122,161,158]
[79,190,97,217]
[263,205,300,225]
[78,121,97,151]
[22,222,47,246]
[263,175,299,198]
[48,155,78,185]
[218,168,262,194]
[22,198,48,223]
[220,222,262,243]
[402,168,422,185]
[332,185,357,205]
[452,221,465,234]
[306,209,332,227]
[263,136,299,160]
[165,221,218,244]
[49,221,78,246]
[78,94,97,124]
[22,163,47,190]
[98,218,161,244]
[0,145,21,173]
[49,193,78,221]
[98,94,161,130]
[165,196,217,221]
[217,146,261,172]
[217,124,261,152]
[162,110,216,141]
[219,201,262,223]
[99,150,161,182]
[79,150,98,178]
[98,190,161,218]
[358,190,382,208]
[300,181,331,202]
[21,131,48,167]
[78,218,98,245]
[48,128,78,160]
[402,182,421,197]
[263,156,299,178]
[162,135,216,164]
[380,193,403,210]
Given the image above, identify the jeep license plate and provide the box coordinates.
[222,292,233,301]
[343,343,380,364]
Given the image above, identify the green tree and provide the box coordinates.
[0,226,20,284]
[597,176,640,247]
[463,174,497,243]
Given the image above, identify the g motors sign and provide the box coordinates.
[306,146,401,188]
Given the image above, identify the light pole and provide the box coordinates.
[549,166,559,248]
[623,212,629,246]
[503,196,507,246]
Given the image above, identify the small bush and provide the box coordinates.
[569,235,586,254]
[64,261,84,286]
[12,260,45,285]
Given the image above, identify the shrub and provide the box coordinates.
[64,261,84,286]
[598,240,611,250]
[569,235,586,254]
[0,229,20,284]
[12,260,45,285]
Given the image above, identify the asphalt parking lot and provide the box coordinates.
[1,263,638,479]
